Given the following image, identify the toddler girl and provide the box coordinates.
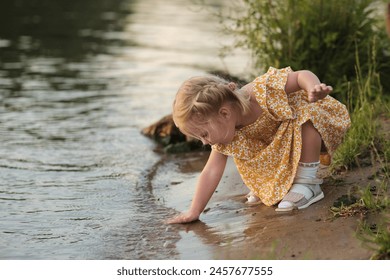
[167,67,350,224]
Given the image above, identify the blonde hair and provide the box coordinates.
[172,75,251,137]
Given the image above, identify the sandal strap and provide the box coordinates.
[282,191,305,203]
[293,177,323,185]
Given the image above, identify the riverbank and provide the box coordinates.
[152,117,390,259]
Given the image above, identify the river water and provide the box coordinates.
[0,0,249,259]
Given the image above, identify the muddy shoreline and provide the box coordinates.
[147,150,383,259]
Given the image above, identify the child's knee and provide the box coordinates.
[301,121,321,142]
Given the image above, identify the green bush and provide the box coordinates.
[222,0,390,98]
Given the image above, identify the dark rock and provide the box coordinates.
[333,194,358,208]
[141,114,208,153]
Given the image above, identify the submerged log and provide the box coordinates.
[141,114,206,153]
[141,114,184,144]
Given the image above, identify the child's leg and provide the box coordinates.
[300,121,321,163]
[276,121,324,211]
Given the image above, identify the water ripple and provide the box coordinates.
[0,0,245,260]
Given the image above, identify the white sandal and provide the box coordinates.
[245,191,262,206]
[275,178,324,212]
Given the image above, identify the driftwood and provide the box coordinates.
[141,114,206,153]
[141,114,184,143]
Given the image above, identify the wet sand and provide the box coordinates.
[152,152,377,259]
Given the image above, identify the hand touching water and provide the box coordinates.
[308,83,332,103]
[165,210,200,224]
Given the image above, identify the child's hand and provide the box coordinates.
[165,211,200,224]
[308,83,332,102]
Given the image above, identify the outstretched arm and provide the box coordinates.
[285,70,332,102]
[166,150,228,224]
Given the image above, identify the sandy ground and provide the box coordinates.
[155,151,383,260]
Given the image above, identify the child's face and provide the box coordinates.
[188,110,236,146]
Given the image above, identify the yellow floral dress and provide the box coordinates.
[212,67,351,206]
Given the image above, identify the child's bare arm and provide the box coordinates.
[285,70,333,102]
[166,150,228,224]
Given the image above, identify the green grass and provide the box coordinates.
[329,47,390,259]
[332,46,384,169]
[357,214,390,259]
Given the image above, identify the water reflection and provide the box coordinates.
[0,0,133,58]
[0,0,248,259]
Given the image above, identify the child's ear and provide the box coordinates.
[219,106,231,119]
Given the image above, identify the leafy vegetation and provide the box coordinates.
[221,0,390,98]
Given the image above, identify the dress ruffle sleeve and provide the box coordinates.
[256,67,295,121]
